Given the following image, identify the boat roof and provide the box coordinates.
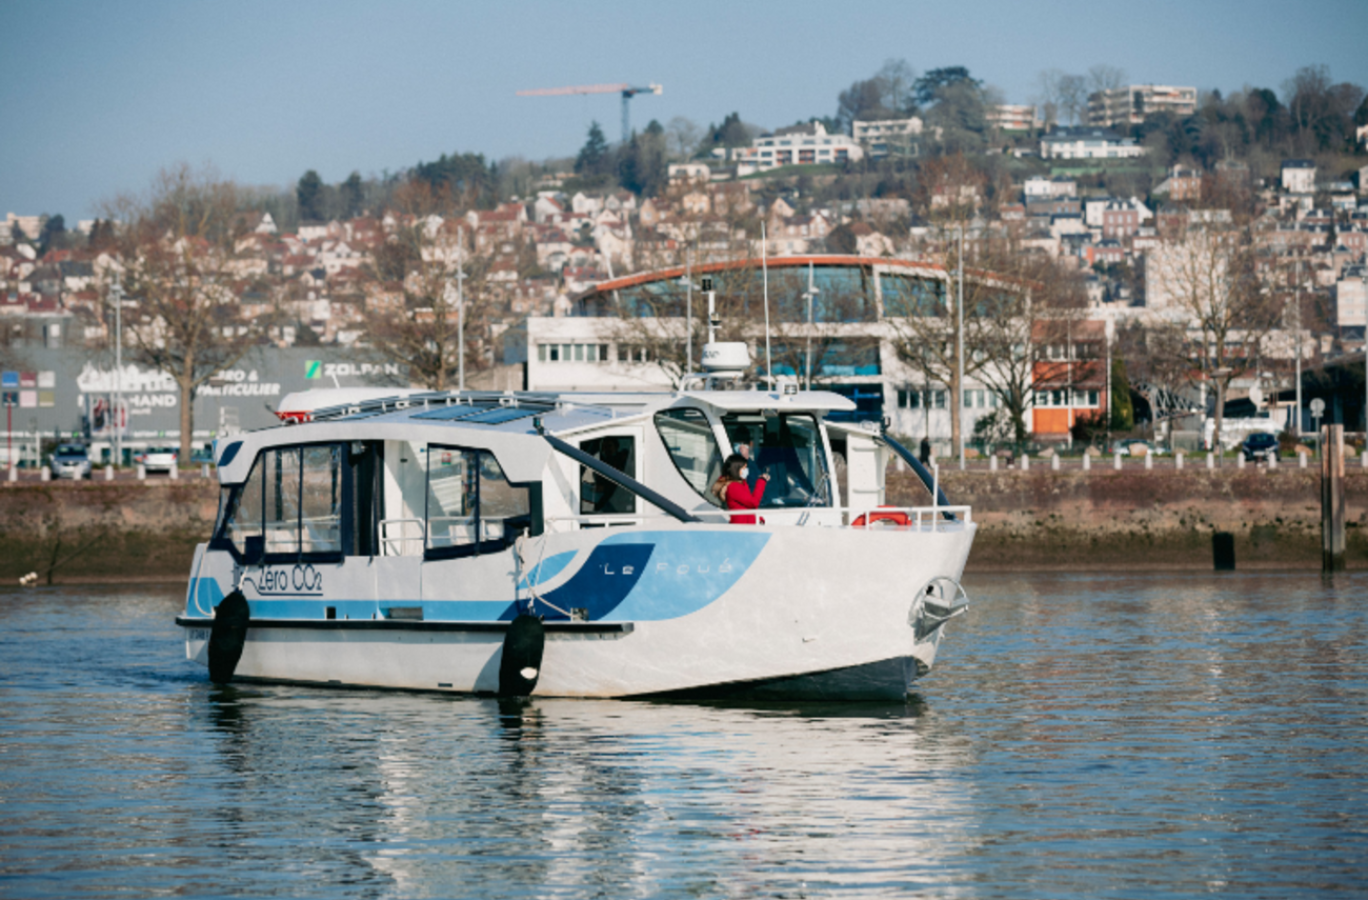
[216,388,857,485]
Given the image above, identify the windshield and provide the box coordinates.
[720,412,831,508]
[55,444,86,457]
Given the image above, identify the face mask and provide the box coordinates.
[740,467,750,480]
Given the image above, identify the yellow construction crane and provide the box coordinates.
[516,82,662,145]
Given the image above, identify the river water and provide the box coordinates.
[1,572,1365,899]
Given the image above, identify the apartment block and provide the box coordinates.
[1087,85,1197,128]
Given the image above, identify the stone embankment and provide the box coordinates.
[886,466,1367,570]
[1,466,1364,583]
[0,480,219,583]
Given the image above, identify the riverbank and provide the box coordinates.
[885,467,1367,570]
[1,467,1364,583]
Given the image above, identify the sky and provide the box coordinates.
[2,0,1366,222]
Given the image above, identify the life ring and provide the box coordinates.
[852,506,911,528]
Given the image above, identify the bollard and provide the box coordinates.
[1269,451,1278,471]
[1176,451,1184,471]
[895,457,905,472]
[1300,451,1308,469]
[201,462,211,479]
[1213,532,1236,570]
[1144,452,1153,471]
[1237,453,1245,470]
[104,464,113,481]
[1207,451,1215,470]
[989,455,998,472]
[1362,450,1367,471]
[169,464,178,481]
[1051,453,1060,471]
[137,464,146,481]
[1322,424,1346,573]
[1114,451,1122,471]
[1082,453,1091,472]
[1021,454,1030,472]
[41,465,51,482]
[7,465,15,483]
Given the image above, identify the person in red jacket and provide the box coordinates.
[715,453,768,524]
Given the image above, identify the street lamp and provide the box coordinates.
[451,253,467,392]
[957,224,965,471]
[111,278,123,467]
[676,251,699,377]
[802,261,820,390]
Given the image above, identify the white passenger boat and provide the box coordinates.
[178,344,974,700]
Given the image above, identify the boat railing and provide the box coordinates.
[379,517,425,556]
[542,505,971,531]
[841,505,973,530]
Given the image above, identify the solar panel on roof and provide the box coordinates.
[459,407,536,425]
[412,404,498,421]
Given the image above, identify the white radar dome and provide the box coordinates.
[700,342,751,375]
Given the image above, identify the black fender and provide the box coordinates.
[207,590,251,683]
[498,614,546,696]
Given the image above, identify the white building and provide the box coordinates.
[1281,159,1316,194]
[1024,176,1078,199]
[1087,85,1197,127]
[1337,266,1367,329]
[753,122,864,169]
[852,117,923,158]
[987,104,1040,132]
[1040,128,1146,160]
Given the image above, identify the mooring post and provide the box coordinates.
[1213,531,1236,570]
[1322,424,1346,573]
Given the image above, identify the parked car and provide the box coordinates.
[138,446,178,474]
[1115,439,1169,457]
[1242,432,1280,463]
[51,443,92,480]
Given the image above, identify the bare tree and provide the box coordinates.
[366,218,492,391]
[972,248,1088,444]
[665,117,703,159]
[109,164,264,464]
[1145,220,1280,453]
[1087,65,1128,94]
[1033,69,1065,126]
[1057,74,1089,125]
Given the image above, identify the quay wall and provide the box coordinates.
[1,467,1365,583]
[886,467,1368,571]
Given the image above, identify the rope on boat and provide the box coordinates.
[514,533,573,619]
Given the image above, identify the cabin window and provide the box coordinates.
[424,445,530,558]
[222,458,265,558]
[720,412,831,509]
[578,436,637,515]
[655,408,723,507]
[216,443,344,561]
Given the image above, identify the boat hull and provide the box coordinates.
[181,521,973,700]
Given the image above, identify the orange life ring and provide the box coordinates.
[852,506,912,528]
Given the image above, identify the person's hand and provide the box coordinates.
[758,471,769,481]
